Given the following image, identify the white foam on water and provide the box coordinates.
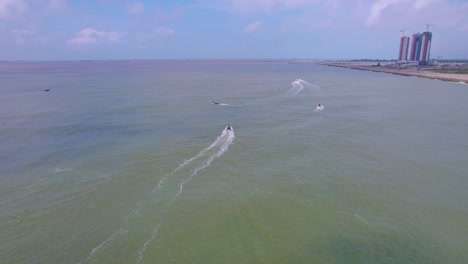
[137,223,161,264]
[152,128,230,194]
[287,79,322,96]
[354,212,370,224]
[137,128,235,263]
[85,127,234,263]
[174,129,228,172]
[288,79,305,96]
[176,129,234,197]
[81,228,125,264]
[54,168,72,173]
[137,127,234,262]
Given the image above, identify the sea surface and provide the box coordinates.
[1,60,467,264]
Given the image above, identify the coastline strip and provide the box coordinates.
[315,62,468,83]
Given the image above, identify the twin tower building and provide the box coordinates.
[398,31,432,65]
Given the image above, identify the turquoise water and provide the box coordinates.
[1,61,467,263]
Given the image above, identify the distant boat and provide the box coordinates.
[212,101,220,105]
[314,104,324,111]
[225,125,233,131]
[44,89,50,92]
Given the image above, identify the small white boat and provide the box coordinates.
[314,104,324,111]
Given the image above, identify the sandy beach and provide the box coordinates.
[314,61,468,84]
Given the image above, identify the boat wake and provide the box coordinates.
[212,101,231,106]
[82,126,235,264]
[287,79,321,96]
[156,126,234,192]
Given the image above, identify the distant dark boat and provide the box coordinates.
[226,125,233,131]
[44,89,50,92]
[212,101,220,105]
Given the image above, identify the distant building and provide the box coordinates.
[408,32,432,65]
[409,33,422,61]
[419,31,432,64]
[398,36,410,61]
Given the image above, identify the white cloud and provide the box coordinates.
[201,0,317,14]
[413,0,437,10]
[1,0,67,22]
[365,0,468,31]
[46,0,68,14]
[127,2,144,15]
[12,29,34,44]
[67,28,122,46]
[132,27,175,47]
[11,29,47,45]
[154,6,186,23]
[243,21,264,33]
[0,0,28,21]
[151,27,174,39]
[366,0,401,28]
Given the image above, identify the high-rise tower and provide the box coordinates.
[419,31,432,64]
[409,33,422,61]
[398,36,410,61]
[409,31,432,65]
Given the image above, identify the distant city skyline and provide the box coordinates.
[1,0,467,61]
[399,30,433,65]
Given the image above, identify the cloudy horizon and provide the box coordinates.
[1,0,467,60]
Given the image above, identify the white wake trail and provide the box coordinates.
[81,228,125,263]
[153,129,229,193]
[85,127,235,264]
[136,223,161,264]
[287,78,322,96]
[138,128,234,262]
[174,129,228,172]
[288,79,305,96]
[176,129,234,197]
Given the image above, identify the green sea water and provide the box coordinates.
[0,60,467,263]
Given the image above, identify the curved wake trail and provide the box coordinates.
[82,127,235,264]
[287,79,322,96]
[176,129,234,197]
[288,79,305,96]
[174,129,229,172]
[136,127,235,263]
[152,128,231,193]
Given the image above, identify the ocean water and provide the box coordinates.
[1,60,467,264]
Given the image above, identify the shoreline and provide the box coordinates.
[314,61,468,84]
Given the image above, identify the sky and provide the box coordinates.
[0,0,467,60]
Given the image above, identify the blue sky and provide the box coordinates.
[1,0,467,60]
